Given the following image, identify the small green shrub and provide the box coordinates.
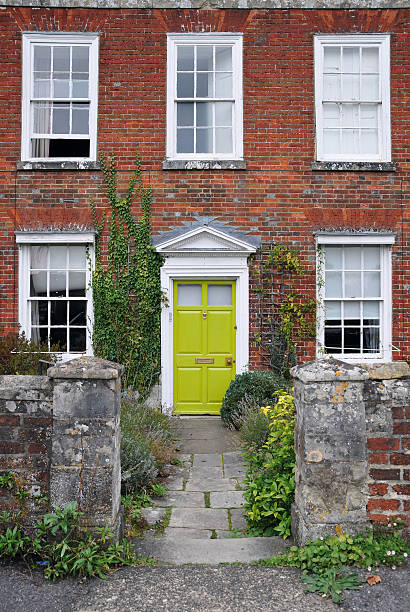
[120,399,176,493]
[0,331,58,375]
[301,568,363,604]
[243,390,295,539]
[234,394,270,449]
[220,370,288,428]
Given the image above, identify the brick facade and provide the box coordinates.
[0,6,409,364]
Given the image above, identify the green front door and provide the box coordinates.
[173,280,236,415]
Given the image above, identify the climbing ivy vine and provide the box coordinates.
[90,153,163,396]
[251,244,316,378]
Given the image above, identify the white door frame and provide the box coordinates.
[160,254,251,412]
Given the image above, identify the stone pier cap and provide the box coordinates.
[291,358,370,383]
[48,356,124,380]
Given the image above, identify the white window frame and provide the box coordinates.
[16,232,95,361]
[166,33,243,161]
[316,233,394,363]
[21,32,99,163]
[314,34,391,162]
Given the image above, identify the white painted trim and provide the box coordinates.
[316,233,395,245]
[316,237,394,363]
[16,232,95,244]
[18,236,95,361]
[166,33,243,161]
[155,225,256,255]
[314,34,390,162]
[21,33,99,162]
[159,254,251,412]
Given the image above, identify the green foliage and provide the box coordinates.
[301,568,364,603]
[150,482,167,497]
[252,244,316,378]
[0,501,146,580]
[242,390,295,539]
[258,527,410,573]
[0,331,58,375]
[235,394,270,449]
[120,398,176,493]
[220,370,289,428]
[90,153,163,396]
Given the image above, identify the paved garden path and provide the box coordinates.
[133,417,291,564]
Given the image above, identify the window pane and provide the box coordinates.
[325,247,342,270]
[361,104,378,128]
[177,73,194,98]
[69,246,86,269]
[72,46,89,72]
[53,47,70,72]
[342,47,360,73]
[33,103,52,134]
[31,245,48,269]
[177,103,194,126]
[177,284,202,306]
[344,328,361,351]
[177,128,194,153]
[215,47,232,71]
[51,300,67,325]
[215,72,232,97]
[323,47,340,73]
[363,328,379,353]
[50,246,67,268]
[197,46,213,71]
[177,46,194,71]
[196,73,213,98]
[30,271,47,297]
[69,328,86,352]
[341,129,358,154]
[362,47,379,73]
[32,301,48,325]
[363,246,380,269]
[208,285,232,306]
[361,75,379,100]
[323,103,340,128]
[325,271,342,297]
[325,301,341,321]
[72,104,89,134]
[344,301,360,324]
[52,103,70,134]
[215,102,232,126]
[345,271,361,297]
[363,301,380,324]
[50,328,67,351]
[69,301,87,326]
[72,78,89,98]
[197,103,213,127]
[341,104,359,127]
[342,74,360,100]
[323,74,341,99]
[360,129,378,155]
[215,128,232,154]
[34,74,51,98]
[34,46,51,71]
[53,75,70,98]
[196,128,212,154]
[324,328,342,352]
[50,272,66,297]
[69,272,86,297]
[363,272,380,297]
[344,246,361,269]
[323,130,340,154]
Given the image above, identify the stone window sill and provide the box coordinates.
[17,161,101,171]
[311,161,396,172]
[162,159,246,171]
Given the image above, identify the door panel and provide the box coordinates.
[174,280,236,415]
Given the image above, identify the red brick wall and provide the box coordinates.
[0,8,409,362]
[367,404,410,526]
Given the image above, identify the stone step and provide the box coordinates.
[133,535,291,565]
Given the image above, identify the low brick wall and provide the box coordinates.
[0,375,52,519]
[0,358,123,538]
[365,376,410,524]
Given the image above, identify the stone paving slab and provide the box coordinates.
[222,451,244,466]
[169,507,229,530]
[230,508,247,530]
[164,476,185,491]
[193,453,222,468]
[140,507,167,525]
[224,465,247,479]
[185,477,238,492]
[164,527,213,539]
[190,466,223,479]
[153,491,204,508]
[133,535,291,564]
[210,491,245,508]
